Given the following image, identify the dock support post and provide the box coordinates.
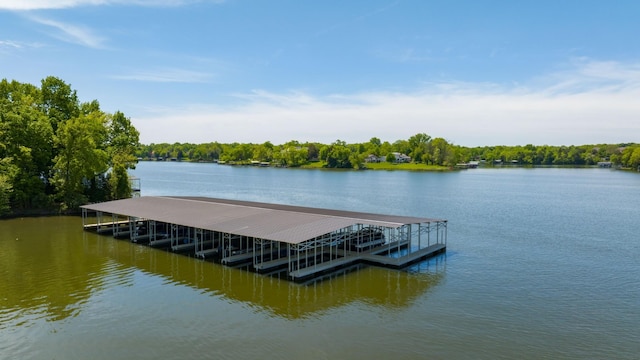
[150,220,156,243]
[111,213,117,237]
[129,216,136,241]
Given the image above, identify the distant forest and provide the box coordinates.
[0,77,140,216]
[137,137,640,170]
[2,76,639,216]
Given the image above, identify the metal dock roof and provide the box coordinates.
[81,196,445,245]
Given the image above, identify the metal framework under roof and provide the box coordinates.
[81,196,445,245]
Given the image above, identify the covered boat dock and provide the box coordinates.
[81,196,447,282]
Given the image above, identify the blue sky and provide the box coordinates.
[1,0,639,146]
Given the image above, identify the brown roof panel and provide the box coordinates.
[82,196,445,244]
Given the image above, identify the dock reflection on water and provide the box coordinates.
[85,230,445,319]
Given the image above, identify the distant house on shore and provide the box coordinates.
[391,152,412,163]
[364,154,383,163]
[365,153,412,163]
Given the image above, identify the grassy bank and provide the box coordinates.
[361,163,451,171]
[299,161,451,171]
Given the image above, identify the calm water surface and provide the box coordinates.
[1,162,639,359]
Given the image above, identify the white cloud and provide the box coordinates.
[0,0,224,11]
[132,59,640,147]
[538,58,640,95]
[28,15,106,48]
[0,40,22,49]
[0,40,45,54]
[112,68,214,83]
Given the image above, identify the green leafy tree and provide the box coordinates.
[617,145,640,169]
[429,138,454,166]
[408,133,431,163]
[321,140,352,168]
[386,152,396,164]
[0,77,142,213]
[379,141,393,158]
[40,76,79,133]
[306,142,320,161]
[364,137,381,156]
[0,158,15,215]
[109,153,132,200]
[392,139,410,156]
[0,175,11,215]
[349,152,365,169]
[253,141,274,162]
[278,145,308,167]
[106,111,140,199]
[0,86,53,209]
[52,111,108,209]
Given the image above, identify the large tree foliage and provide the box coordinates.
[0,77,140,214]
[408,133,431,163]
[0,83,54,209]
[320,140,353,168]
[40,76,79,133]
[106,111,140,199]
[0,158,14,215]
[614,145,640,169]
[52,108,109,209]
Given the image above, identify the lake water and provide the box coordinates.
[1,162,639,359]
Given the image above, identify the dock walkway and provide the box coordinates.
[359,243,446,269]
[221,251,255,266]
[289,257,358,280]
[83,220,130,231]
[196,249,218,259]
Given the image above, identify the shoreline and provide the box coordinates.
[134,158,632,171]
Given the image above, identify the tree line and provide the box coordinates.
[137,134,464,169]
[0,77,140,216]
[137,137,638,170]
[465,143,638,167]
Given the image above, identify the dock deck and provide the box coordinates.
[83,219,130,230]
[171,242,196,252]
[359,244,446,269]
[289,256,357,280]
[195,249,219,259]
[221,251,255,266]
[253,256,291,273]
[149,238,172,248]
